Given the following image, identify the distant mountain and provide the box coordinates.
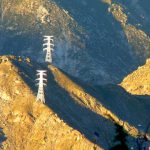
[0,0,150,85]
[0,55,150,149]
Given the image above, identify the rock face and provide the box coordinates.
[0,0,150,84]
[121,59,150,95]
[0,56,150,149]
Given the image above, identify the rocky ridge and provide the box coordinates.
[0,56,150,149]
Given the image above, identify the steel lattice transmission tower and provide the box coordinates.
[43,35,54,63]
[36,70,47,103]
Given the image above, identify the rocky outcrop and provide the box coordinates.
[121,59,150,95]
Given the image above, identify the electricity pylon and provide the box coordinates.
[36,70,47,103]
[43,35,54,63]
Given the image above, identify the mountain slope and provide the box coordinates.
[48,64,150,138]
[0,55,150,149]
[1,0,150,84]
[0,56,102,150]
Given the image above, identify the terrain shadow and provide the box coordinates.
[0,128,7,148]
[53,0,141,84]
[67,73,150,133]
